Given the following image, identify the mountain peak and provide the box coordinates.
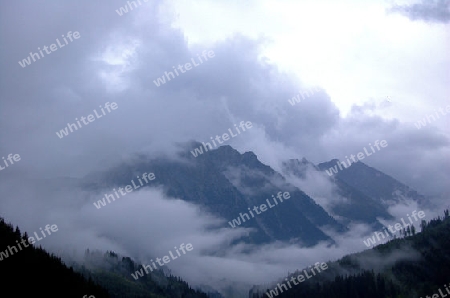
[242,151,257,160]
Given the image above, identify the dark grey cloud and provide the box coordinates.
[1,0,448,197]
[389,0,450,23]
[0,0,447,207]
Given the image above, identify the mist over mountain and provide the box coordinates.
[1,0,449,297]
[283,158,393,229]
[317,159,427,206]
[83,143,346,247]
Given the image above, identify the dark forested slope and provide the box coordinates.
[251,209,450,298]
[0,217,212,298]
[0,217,109,297]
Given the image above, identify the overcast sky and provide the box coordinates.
[1,0,449,195]
[0,0,449,295]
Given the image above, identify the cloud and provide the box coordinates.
[282,163,349,214]
[389,0,450,23]
[1,0,449,196]
[0,174,369,295]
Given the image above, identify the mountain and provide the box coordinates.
[282,158,393,229]
[317,159,426,206]
[84,144,430,247]
[0,216,109,297]
[250,209,450,298]
[83,143,346,247]
[283,157,432,231]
